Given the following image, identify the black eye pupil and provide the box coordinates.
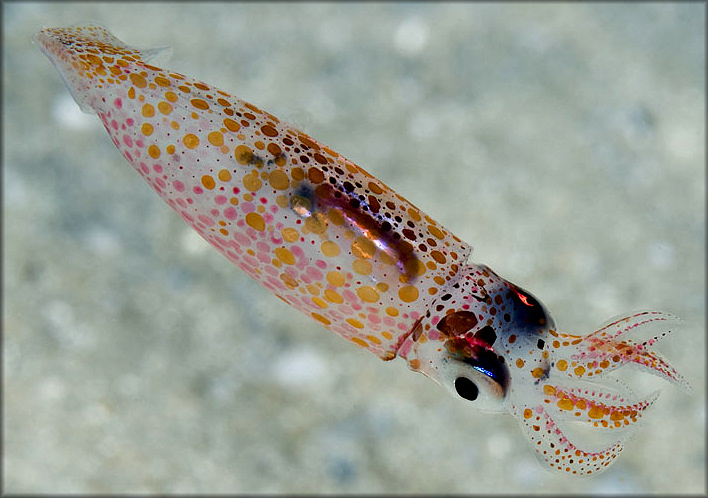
[454,377,479,401]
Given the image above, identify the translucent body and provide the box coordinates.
[37,24,689,476]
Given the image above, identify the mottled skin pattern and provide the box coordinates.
[37,25,690,476]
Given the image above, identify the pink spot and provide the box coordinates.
[153,164,163,173]
[122,135,133,147]
[232,187,241,194]
[126,117,134,126]
[264,265,278,276]
[113,98,122,109]
[224,206,237,220]
[368,314,381,324]
[383,316,395,327]
[315,259,327,269]
[428,330,440,341]
[257,252,270,264]
[214,195,227,205]
[259,197,268,204]
[233,232,251,247]
[140,162,149,174]
[270,205,279,213]
[193,186,204,194]
[343,289,357,303]
[300,274,312,284]
[291,245,306,261]
[306,267,323,281]
[263,213,274,224]
[173,180,185,192]
[111,119,118,130]
[241,202,255,214]
[154,178,166,188]
[198,214,215,227]
[256,241,270,253]
[136,139,145,148]
[124,151,133,162]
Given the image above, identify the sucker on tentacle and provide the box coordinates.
[36,23,690,476]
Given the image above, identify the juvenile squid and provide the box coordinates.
[36,24,690,476]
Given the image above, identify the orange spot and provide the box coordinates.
[274,247,295,265]
[157,101,173,115]
[574,366,586,377]
[357,286,380,303]
[281,227,299,243]
[129,73,147,88]
[208,131,224,147]
[610,411,625,421]
[385,307,399,317]
[531,367,545,379]
[588,406,605,419]
[234,145,253,165]
[268,170,289,190]
[191,98,209,110]
[347,319,365,329]
[223,118,240,132]
[311,312,331,325]
[557,398,574,411]
[351,236,376,259]
[218,169,231,182]
[312,297,328,309]
[324,289,343,304]
[321,241,340,257]
[141,103,155,118]
[351,337,368,348]
[245,212,265,231]
[201,175,215,190]
[141,123,153,136]
[148,145,160,158]
[516,359,525,368]
[261,124,278,137]
[154,76,170,87]
[398,285,419,303]
[183,133,199,149]
[428,224,444,239]
[326,271,345,287]
[543,384,556,396]
[556,359,568,371]
[523,408,533,419]
[352,259,372,276]
[242,173,262,192]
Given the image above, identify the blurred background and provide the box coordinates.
[4,2,704,493]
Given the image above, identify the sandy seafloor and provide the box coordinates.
[3,2,705,494]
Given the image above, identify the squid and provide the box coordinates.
[36,24,690,476]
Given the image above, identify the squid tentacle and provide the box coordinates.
[539,380,660,431]
[548,312,690,392]
[512,403,625,476]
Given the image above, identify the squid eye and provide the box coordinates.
[454,377,479,401]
